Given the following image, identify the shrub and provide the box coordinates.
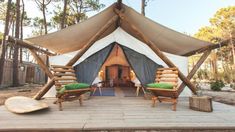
[210,80,225,91]
[230,83,235,90]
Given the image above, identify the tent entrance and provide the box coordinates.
[105,65,131,87]
[100,44,134,87]
[74,43,163,96]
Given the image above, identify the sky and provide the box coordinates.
[98,0,235,35]
[0,0,234,38]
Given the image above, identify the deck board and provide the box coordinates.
[0,96,235,131]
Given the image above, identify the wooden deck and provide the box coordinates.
[1,96,235,131]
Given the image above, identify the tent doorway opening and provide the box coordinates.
[101,44,134,87]
[74,42,163,97]
[94,44,142,97]
[105,64,131,87]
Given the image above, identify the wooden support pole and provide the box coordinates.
[34,80,54,100]
[6,35,56,56]
[34,15,119,100]
[115,0,123,28]
[114,9,197,94]
[31,49,55,100]
[183,39,235,56]
[177,50,211,94]
[116,0,122,10]
[30,49,53,79]
[66,15,118,66]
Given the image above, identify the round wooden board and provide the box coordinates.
[4,96,49,114]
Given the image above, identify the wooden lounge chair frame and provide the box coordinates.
[147,67,179,111]
[52,65,91,111]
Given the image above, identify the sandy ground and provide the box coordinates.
[198,83,235,106]
[0,84,42,105]
[202,90,235,106]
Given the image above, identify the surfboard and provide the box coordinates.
[4,96,49,114]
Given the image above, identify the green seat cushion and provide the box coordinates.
[146,83,173,89]
[65,83,90,90]
[58,83,90,94]
[58,87,66,94]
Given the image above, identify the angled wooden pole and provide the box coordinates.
[34,80,55,100]
[183,39,234,56]
[6,36,56,56]
[114,9,197,94]
[177,50,211,94]
[66,15,118,66]
[34,15,119,100]
[30,49,54,79]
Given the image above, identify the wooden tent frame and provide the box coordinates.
[6,1,235,100]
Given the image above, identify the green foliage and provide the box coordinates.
[194,6,235,83]
[210,80,225,91]
[31,17,45,36]
[194,26,221,43]
[210,6,235,39]
[51,0,105,29]
[0,2,17,23]
[230,83,235,90]
[196,69,210,80]
[0,32,3,39]
[0,1,30,25]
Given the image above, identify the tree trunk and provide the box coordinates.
[230,33,235,68]
[0,0,12,85]
[42,0,47,34]
[75,0,82,23]
[11,20,15,36]
[211,52,218,80]
[12,0,21,87]
[61,0,67,29]
[40,0,49,83]
[141,0,146,16]
[20,0,25,63]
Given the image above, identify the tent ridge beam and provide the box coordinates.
[6,35,56,56]
[114,8,197,94]
[183,39,235,56]
[66,15,119,66]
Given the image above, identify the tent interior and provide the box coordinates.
[75,43,142,96]
[99,44,134,87]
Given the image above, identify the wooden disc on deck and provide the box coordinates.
[4,96,49,114]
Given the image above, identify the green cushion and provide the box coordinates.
[58,87,66,94]
[65,83,90,90]
[146,83,173,89]
[58,83,90,94]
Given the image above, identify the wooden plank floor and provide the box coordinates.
[1,96,235,131]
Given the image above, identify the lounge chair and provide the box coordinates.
[52,65,91,111]
[147,67,179,111]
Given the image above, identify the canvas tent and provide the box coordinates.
[7,2,223,100]
[45,28,191,97]
[26,4,212,55]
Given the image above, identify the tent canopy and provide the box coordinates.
[26,3,213,56]
[48,28,191,97]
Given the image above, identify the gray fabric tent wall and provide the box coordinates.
[74,44,114,84]
[121,45,163,85]
[74,43,163,85]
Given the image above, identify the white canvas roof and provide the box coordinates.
[46,28,191,97]
[26,3,213,56]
